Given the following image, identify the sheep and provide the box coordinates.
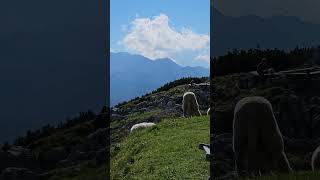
[182,92,201,118]
[130,122,156,132]
[233,96,292,177]
[311,145,320,171]
[207,108,211,116]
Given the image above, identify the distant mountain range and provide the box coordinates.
[0,0,106,142]
[211,8,320,56]
[110,52,209,106]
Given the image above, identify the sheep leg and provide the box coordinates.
[248,124,259,177]
[234,142,247,177]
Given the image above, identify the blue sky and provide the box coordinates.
[111,0,210,68]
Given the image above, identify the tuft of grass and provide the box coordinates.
[111,116,210,180]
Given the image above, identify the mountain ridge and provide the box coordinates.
[110,52,209,106]
[212,8,320,56]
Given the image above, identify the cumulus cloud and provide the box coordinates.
[122,14,210,60]
[195,54,210,62]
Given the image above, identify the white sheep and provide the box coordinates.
[311,145,320,171]
[233,96,292,177]
[182,92,201,118]
[207,107,211,116]
[130,122,156,132]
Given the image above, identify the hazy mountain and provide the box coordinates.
[110,52,209,106]
[0,0,106,142]
[211,8,320,56]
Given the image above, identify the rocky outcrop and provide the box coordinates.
[0,146,35,171]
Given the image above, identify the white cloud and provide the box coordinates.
[195,54,210,62]
[122,14,210,60]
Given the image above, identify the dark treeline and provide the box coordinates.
[114,77,209,108]
[11,106,108,148]
[151,77,209,94]
[212,47,320,76]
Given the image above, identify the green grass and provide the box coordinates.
[111,116,210,180]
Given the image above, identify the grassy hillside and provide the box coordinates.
[111,115,210,180]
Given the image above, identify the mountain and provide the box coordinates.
[211,8,320,56]
[110,52,209,106]
[0,0,107,142]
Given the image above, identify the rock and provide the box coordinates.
[111,107,118,114]
[0,146,35,171]
[166,101,175,108]
[137,101,147,108]
[111,114,123,121]
[0,167,38,180]
[139,108,148,113]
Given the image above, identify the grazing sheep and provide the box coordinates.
[207,108,211,116]
[130,122,156,132]
[311,145,320,171]
[233,96,292,177]
[182,92,201,118]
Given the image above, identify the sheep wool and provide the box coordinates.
[130,122,156,132]
[233,96,292,176]
[182,92,201,118]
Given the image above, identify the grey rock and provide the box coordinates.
[111,114,123,121]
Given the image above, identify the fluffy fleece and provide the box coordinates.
[233,96,292,176]
[207,108,211,116]
[130,122,156,132]
[311,145,320,171]
[182,92,201,118]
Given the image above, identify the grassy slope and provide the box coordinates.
[45,160,107,180]
[111,116,210,180]
[26,120,107,180]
